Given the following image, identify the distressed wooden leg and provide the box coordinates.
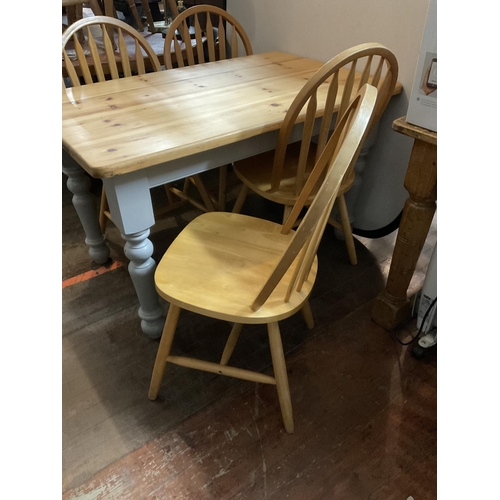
[267,322,294,434]
[122,229,165,339]
[337,194,357,265]
[62,151,110,264]
[220,323,243,365]
[232,184,249,213]
[372,137,437,330]
[148,304,181,400]
[301,300,314,330]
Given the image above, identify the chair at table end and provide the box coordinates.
[148,84,378,434]
[231,42,398,266]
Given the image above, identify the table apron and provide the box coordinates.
[101,119,313,235]
[147,127,283,189]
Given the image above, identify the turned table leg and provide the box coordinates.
[372,135,437,330]
[103,175,165,338]
[122,229,165,339]
[62,150,110,265]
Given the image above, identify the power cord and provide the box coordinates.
[393,296,437,346]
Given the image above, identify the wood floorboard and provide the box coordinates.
[62,171,437,498]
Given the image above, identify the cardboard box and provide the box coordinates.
[406,0,437,132]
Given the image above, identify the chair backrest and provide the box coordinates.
[163,5,253,69]
[62,15,161,87]
[251,84,378,311]
[271,42,398,195]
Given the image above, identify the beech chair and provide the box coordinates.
[231,43,398,265]
[163,4,253,69]
[162,5,253,213]
[62,16,175,233]
[148,84,378,434]
[63,15,161,85]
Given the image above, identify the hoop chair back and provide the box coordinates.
[163,5,253,69]
[271,43,398,195]
[251,84,378,311]
[231,43,397,266]
[62,15,161,87]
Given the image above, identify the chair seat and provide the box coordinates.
[154,212,317,323]
[233,142,355,206]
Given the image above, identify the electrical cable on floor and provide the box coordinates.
[393,296,437,346]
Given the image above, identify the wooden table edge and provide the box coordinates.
[392,116,437,146]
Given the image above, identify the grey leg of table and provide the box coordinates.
[122,228,165,339]
[103,175,165,339]
[62,150,110,264]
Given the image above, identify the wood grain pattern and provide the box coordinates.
[62,52,320,176]
[62,51,402,178]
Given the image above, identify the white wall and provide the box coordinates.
[227,0,431,231]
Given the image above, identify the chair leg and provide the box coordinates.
[99,187,109,234]
[267,322,294,434]
[220,323,243,365]
[167,176,217,213]
[191,175,217,212]
[336,194,358,265]
[139,0,158,33]
[218,165,228,211]
[301,299,314,330]
[148,304,181,400]
[125,0,144,30]
[232,184,249,213]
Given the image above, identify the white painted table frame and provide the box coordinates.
[62,52,387,338]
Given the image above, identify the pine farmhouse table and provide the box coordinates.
[62,51,402,338]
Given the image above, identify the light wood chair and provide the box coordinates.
[163,4,253,69]
[63,16,177,233]
[63,15,161,85]
[148,84,378,434]
[162,5,253,213]
[231,43,398,265]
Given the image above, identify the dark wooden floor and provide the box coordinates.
[62,170,437,499]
